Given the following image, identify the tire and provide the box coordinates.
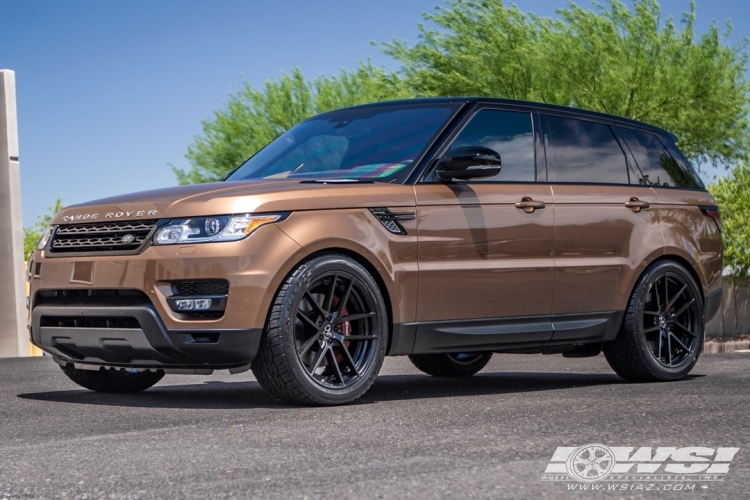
[408,352,492,377]
[603,260,704,382]
[61,364,164,393]
[251,253,389,406]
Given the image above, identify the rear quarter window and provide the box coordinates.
[618,127,703,189]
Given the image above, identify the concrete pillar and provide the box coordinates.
[0,69,28,357]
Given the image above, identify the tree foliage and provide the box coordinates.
[381,0,750,168]
[23,196,64,260]
[174,63,411,184]
[709,165,750,279]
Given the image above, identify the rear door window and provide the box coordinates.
[448,109,535,182]
[619,127,703,189]
[545,116,629,184]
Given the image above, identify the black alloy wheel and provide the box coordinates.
[252,254,388,405]
[642,272,701,368]
[408,351,492,377]
[604,260,704,382]
[61,364,164,393]
[294,270,380,390]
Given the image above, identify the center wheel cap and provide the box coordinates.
[658,316,667,329]
[321,323,333,339]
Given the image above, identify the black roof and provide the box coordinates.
[315,97,678,142]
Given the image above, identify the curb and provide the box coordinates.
[704,340,750,354]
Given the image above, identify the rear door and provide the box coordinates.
[413,107,555,352]
[543,114,662,342]
[617,126,722,296]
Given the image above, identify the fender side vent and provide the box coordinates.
[369,208,415,235]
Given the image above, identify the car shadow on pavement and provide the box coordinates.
[15,370,644,409]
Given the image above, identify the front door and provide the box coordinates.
[413,108,555,352]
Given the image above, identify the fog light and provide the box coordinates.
[174,298,212,310]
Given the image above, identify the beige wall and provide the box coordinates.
[705,283,750,340]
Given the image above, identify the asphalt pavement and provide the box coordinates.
[0,352,748,499]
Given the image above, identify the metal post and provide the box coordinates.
[0,69,28,357]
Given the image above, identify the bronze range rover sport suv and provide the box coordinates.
[27,98,723,405]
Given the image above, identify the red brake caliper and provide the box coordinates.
[331,296,351,364]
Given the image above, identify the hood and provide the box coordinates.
[52,179,416,224]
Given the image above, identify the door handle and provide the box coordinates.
[515,197,546,213]
[624,197,650,213]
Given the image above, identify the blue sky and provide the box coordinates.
[1,0,748,226]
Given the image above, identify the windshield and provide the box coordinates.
[226,103,457,182]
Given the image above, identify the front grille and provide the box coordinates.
[40,315,141,329]
[171,280,229,296]
[49,220,158,255]
[34,289,151,308]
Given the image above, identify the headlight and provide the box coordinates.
[153,214,284,245]
[36,226,53,250]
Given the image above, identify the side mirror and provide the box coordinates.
[436,146,502,181]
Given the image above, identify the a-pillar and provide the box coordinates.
[0,69,28,357]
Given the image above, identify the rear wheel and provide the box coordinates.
[61,364,164,393]
[604,260,704,382]
[408,352,492,377]
[252,254,388,406]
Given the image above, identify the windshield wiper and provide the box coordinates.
[299,179,375,184]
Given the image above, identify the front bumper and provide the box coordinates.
[31,303,261,371]
[27,223,306,369]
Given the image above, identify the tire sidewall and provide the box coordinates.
[632,261,704,379]
[276,255,388,404]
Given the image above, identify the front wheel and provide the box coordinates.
[603,260,704,382]
[61,364,164,393]
[408,352,492,377]
[252,254,389,406]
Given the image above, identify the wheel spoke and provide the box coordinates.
[667,332,673,366]
[335,278,354,318]
[305,291,327,319]
[296,310,319,331]
[656,330,663,361]
[335,340,360,378]
[669,331,692,353]
[667,284,687,310]
[297,334,319,357]
[644,310,660,316]
[664,276,669,312]
[328,348,346,387]
[671,321,697,338]
[654,280,663,312]
[672,298,696,319]
[340,334,377,342]
[308,346,327,375]
[334,311,376,325]
[323,273,338,313]
[644,326,660,334]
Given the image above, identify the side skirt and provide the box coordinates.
[394,311,623,355]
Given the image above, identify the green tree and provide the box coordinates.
[382,0,750,168]
[23,196,64,260]
[174,62,411,184]
[709,164,750,279]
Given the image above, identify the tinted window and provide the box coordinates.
[546,116,628,184]
[449,109,535,182]
[659,135,704,189]
[619,127,702,189]
[228,104,456,181]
